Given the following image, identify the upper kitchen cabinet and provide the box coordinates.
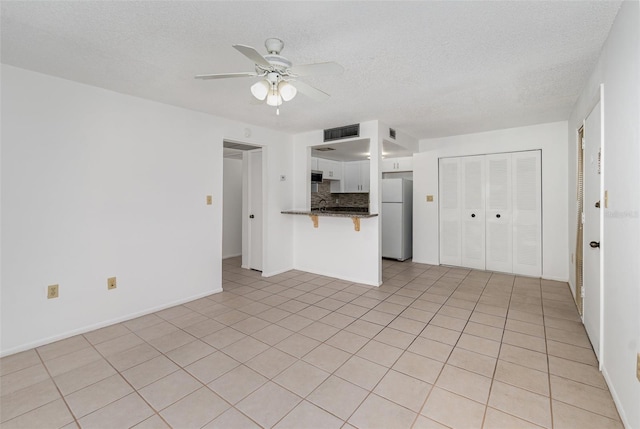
[343,160,370,193]
[317,158,343,180]
[382,156,413,172]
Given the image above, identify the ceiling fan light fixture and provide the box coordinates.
[278,81,297,101]
[250,80,270,101]
[266,89,282,107]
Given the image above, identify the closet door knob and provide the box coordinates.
[471,214,476,218]
[496,214,501,218]
[590,241,600,248]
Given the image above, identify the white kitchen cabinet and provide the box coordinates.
[343,160,370,193]
[317,158,342,180]
[382,156,413,172]
[439,150,541,276]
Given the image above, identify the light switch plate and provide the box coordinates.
[107,277,117,290]
[47,284,59,299]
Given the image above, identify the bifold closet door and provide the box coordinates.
[511,150,542,277]
[439,158,461,266]
[461,156,485,270]
[439,150,541,277]
[485,153,513,273]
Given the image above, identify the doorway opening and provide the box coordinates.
[223,140,264,274]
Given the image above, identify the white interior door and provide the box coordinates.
[461,156,485,270]
[439,158,462,266]
[511,150,542,277]
[248,149,263,271]
[583,101,602,360]
[485,153,513,273]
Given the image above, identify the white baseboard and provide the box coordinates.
[0,288,223,358]
[541,275,570,282]
[602,366,632,429]
[293,265,381,287]
[223,253,241,259]
[262,266,295,278]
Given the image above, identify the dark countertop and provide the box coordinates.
[310,206,369,213]
[281,210,378,218]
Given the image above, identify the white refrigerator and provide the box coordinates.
[382,178,413,261]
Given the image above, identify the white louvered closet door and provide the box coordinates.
[512,150,542,276]
[461,156,486,270]
[485,153,513,273]
[439,158,462,266]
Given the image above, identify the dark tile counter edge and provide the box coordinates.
[281,210,378,218]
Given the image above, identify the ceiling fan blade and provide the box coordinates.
[195,72,258,80]
[233,44,272,68]
[293,80,330,102]
[289,62,344,77]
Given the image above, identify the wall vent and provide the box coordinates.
[389,128,396,139]
[324,124,360,142]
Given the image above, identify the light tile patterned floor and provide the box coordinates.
[0,258,624,428]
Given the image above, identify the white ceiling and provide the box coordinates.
[1,1,621,139]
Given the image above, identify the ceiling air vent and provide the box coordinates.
[324,124,360,142]
[389,128,396,139]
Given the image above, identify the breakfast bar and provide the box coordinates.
[281,210,378,231]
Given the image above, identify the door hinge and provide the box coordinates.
[581,288,585,299]
[581,212,585,224]
[581,138,585,150]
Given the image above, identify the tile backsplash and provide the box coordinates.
[311,180,369,208]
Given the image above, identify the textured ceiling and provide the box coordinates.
[1,1,621,139]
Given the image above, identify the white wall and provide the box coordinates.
[414,121,569,281]
[291,121,381,285]
[567,2,640,427]
[0,65,294,355]
[222,158,242,258]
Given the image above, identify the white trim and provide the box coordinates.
[293,266,382,287]
[597,83,605,370]
[541,275,570,283]
[222,253,242,259]
[262,266,296,278]
[602,366,631,429]
[0,288,222,358]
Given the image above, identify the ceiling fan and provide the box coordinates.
[195,38,343,114]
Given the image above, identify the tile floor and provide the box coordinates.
[0,257,624,429]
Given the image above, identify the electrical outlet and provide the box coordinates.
[107,277,117,290]
[47,284,59,299]
[206,195,212,205]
